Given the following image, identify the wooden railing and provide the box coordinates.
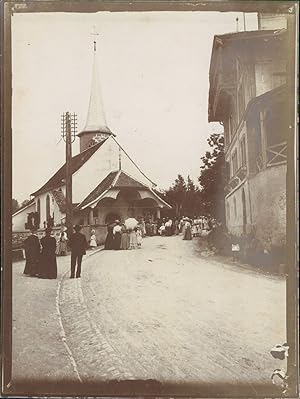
[267,142,287,166]
[256,155,264,172]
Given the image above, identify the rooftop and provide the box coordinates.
[77,170,148,210]
[31,139,107,196]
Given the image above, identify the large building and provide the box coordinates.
[13,42,171,242]
[208,22,289,250]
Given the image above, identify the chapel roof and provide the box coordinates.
[78,171,119,210]
[77,170,148,210]
[114,171,146,189]
[31,139,107,196]
[12,198,35,216]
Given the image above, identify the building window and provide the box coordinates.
[232,149,238,176]
[37,199,41,221]
[46,195,51,221]
[236,59,245,122]
[233,196,237,219]
[240,136,247,167]
[226,202,230,221]
[228,96,236,140]
[224,122,230,147]
[93,208,98,217]
[237,82,245,122]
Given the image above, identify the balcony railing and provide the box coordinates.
[267,141,287,166]
[236,165,247,181]
[256,155,264,172]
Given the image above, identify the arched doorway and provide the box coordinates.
[242,189,247,234]
[105,212,121,224]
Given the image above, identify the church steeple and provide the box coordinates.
[78,36,114,153]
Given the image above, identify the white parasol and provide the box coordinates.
[125,218,138,230]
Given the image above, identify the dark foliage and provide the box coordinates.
[198,133,228,222]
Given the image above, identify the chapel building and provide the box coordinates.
[12,41,171,243]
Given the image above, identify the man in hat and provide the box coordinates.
[23,228,40,277]
[68,225,88,278]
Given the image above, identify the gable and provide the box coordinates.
[77,171,118,210]
[31,140,107,196]
[114,171,146,189]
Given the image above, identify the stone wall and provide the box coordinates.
[225,180,252,236]
[12,227,63,250]
[249,164,286,247]
[226,164,286,249]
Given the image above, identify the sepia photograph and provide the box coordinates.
[1,0,298,397]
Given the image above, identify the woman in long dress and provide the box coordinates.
[136,228,143,248]
[181,217,186,237]
[174,219,180,235]
[58,231,68,255]
[104,222,115,250]
[112,221,122,250]
[183,220,192,240]
[165,219,173,236]
[120,224,129,250]
[39,227,57,279]
[23,228,40,277]
[129,228,138,249]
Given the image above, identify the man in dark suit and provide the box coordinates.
[68,225,88,278]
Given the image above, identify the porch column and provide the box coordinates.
[259,110,268,168]
[88,208,93,226]
[156,208,161,219]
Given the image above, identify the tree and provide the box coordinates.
[185,175,202,217]
[164,174,187,217]
[198,133,228,222]
[12,198,19,213]
[21,199,31,208]
[163,174,203,218]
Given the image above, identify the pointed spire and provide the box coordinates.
[82,42,111,135]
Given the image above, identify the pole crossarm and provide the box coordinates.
[61,111,77,237]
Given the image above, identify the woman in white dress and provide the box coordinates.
[136,228,143,248]
[129,228,138,249]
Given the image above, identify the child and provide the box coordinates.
[136,227,143,248]
[231,236,240,262]
[89,230,97,249]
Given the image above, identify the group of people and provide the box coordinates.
[23,225,88,279]
[156,216,211,241]
[104,220,143,250]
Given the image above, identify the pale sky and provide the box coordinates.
[12,11,258,203]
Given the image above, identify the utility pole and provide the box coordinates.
[61,112,77,239]
[286,8,297,396]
